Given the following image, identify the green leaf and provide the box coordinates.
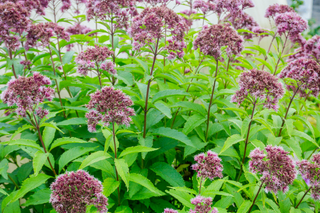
[50,137,88,151]
[10,125,34,140]
[150,162,185,187]
[33,151,49,176]
[22,188,51,207]
[79,151,111,170]
[115,206,133,213]
[42,126,56,150]
[114,159,129,190]
[102,178,120,197]
[154,102,172,118]
[183,114,206,135]
[292,130,318,147]
[59,146,97,172]
[254,118,274,135]
[237,200,252,213]
[172,101,206,115]
[56,118,87,126]
[3,139,42,151]
[0,188,8,196]
[0,159,9,179]
[11,174,51,204]
[166,189,193,208]
[152,89,190,103]
[119,146,158,158]
[62,51,75,64]
[219,134,244,154]
[129,173,165,195]
[150,127,196,148]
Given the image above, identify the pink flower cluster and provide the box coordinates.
[25,22,70,50]
[231,69,284,111]
[189,196,218,213]
[227,11,258,40]
[1,72,54,118]
[265,4,295,19]
[66,23,95,51]
[137,0,180,7]
[194,24,243,60]
[50,170,108,213]
[297,154,320,200]
[249,145,297,193]
[129,6,188,59]
[163,208,178,213]
[274,12,307,38]
[191,150,223,180]
[304,35,320,61]
[279,58,320,97]
[75,45,116,76]
[0,0,47,15]
[180,10,197,29]
[85,86,135,132]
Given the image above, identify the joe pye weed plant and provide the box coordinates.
[2,0,320,212]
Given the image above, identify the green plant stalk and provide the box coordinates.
[273,33,289,75]
[8,174,19,189]
[205,60,219,141]
[198,177,204,195]
[112,122,121,206]
[8,49,18,79]
[262,32,277,70]
[295,187,311,208]
[248,182,264,213]
[143,38,159,138]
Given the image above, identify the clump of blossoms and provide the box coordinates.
[274,12,307,42]
[227,11,259,40]
[279,58,320,97]
[66,23,95,51]
[163,209,178,213]
[265,3,295,19]
[50,170,108,213]
[297,154,320,200]
[1,72,54,118]
[137,0,180,7]
[192,151,223,180]
[249,145,297,193]
[129,6,188,59]
[180,10,197,30]
[304,35,320,61]
[75,45,116,77]
[25,22,70,50]
[189,196,218,213]
[85,86,135,132]
[0,0,47,15]
[231,69,284,111]
[193,24,243,60]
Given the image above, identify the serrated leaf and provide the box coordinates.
[237,200,252,213]
[152,89,190,103]
[114,159,129,190]
[42,126,56,150]
[154,102,172,118]
[166,189,193,208]
[56,118,87,126]
[62,51,75,64]
[219,134,244,154]
[4,139,42,151]
[129,173,164,195]
[150,162,185,187]
[119,146,158,158]
[183,114,206,135]
[22,188,51,207]
[292,130,318,147]
[79,151,111,170]
[102,178,120,197]
[49,137,88,151]
[33,151,49,176]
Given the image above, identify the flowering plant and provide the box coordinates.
[0,1,319,213]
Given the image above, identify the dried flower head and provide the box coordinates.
[163,208,178,213]
[249,145,297,193]
[279,58,320,97]
[1,72,54,117]
[265,4,295,19]
[129,6,188,59]
[194,24,243,60]
[297,154,320,200]
[50,170,108,213]
[192,150,223,180]
[231,69,284,111]
[86,86,135,132]
[75,45,116,76]
[274,12,307,37]
[189,196,218,213]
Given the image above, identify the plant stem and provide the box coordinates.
[248,182,264,213]
[33,114,57,176]
[9,49,18,79]
[143,38,159,138]
[262,33,277,70]
[278,86,300,137]
[48,46,67,119]
[273,34,289,75]
[237,101,256,181]
[8,174,19,189]
[295,187,311,208]
[112,122,121,206]
[198,177,204,195]
[224,57,230,89]
[205,60,219,141]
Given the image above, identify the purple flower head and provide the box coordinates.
[129,6,188,59]
[189,196,218,213]
[0,0,47,15]
[231,69,284,111]
[279,58,320,97]
[193,24,243,60]
[180,10,197,29]
[215,0,254,14]
[163,208,178,213]
[297,154,320,200]
[227,11,258,40]
[66,23,95,51]
[1,72,54,117]
[191,150,223,180]
[249,145,297,193]
[136,0,180,7]
[304,35,320,61]
[85,86,135,132]
[275,12,307,37]
[25,22,70,50]
[50,170,108,213]
[61,0,71,12]
[265,4,295,19]
[75,45,115,76]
